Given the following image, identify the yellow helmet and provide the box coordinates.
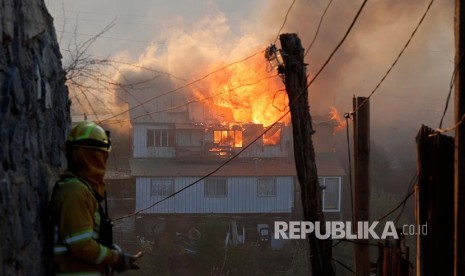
[66,121,111,152]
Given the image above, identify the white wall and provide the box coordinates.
[133,123,176,158]
[135,176,295,214]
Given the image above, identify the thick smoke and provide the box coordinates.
[113,6,271,122]
[114,0,454,161]
[258,0,455,170]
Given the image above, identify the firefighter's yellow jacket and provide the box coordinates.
[50,147,121,276]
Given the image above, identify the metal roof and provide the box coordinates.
[130,154,345,177]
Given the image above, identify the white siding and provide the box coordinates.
[133,124,175,158]
[136,176,295,214]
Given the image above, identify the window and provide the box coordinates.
[151,179,174,197]
[263,126,281,146]
[204,178,227,197]
[319,177,342,212]
[147,129,175,147]
[257,178,276,197]
[213,130,230,146]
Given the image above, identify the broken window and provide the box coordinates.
[213,130,230,146]
[263,126,281,146]
[257,178,276,197]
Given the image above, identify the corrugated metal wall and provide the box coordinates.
[135,176,295,214]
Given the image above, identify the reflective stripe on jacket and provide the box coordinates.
[50,176,120,275]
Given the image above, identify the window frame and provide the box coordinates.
[319,177,342,212]
[150,178,175,197]
[204,178,228,197]
[147,129,175,147]
[257,178,277,197]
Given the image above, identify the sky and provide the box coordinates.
[45,0,265,59]
[45,0,456,166]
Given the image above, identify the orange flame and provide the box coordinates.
[193,54,289,127]
[329,106,347,133]
[213,129,243,147]
[263,126,282,145]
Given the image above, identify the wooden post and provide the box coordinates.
[352,96,370,275]
[416,125,455,276]
[377,233,412,276]
[279,33,335,276]
[454,1,465,275]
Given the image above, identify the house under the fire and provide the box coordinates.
[128,101,346,234]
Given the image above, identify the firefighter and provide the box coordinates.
[50,121,142,275]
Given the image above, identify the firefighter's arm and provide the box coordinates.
[59,185,121,266]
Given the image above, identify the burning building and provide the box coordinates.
[122,53,346,230]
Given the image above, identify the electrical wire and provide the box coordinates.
[97,49,265,124]
[99,76,283,127]
[349,0,435,116]
[113,109,291,221]
[376,171,418,222]
[332,257,357,275]
[432,113,465,135]
[438,53,462,129]
[304,0,334,57]
[58,30,154,43]
[330,171,418,251]
[306,0,368,90]
[118,75,279,123]
[273,0,297,44]
[393,172,418,224]
[112,0,369,222]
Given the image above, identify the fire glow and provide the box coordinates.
[329,106,347,133]
[194,54,289,127]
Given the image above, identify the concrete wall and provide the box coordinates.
[0,0,69,275]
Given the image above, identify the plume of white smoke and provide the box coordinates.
[113,0,454,155]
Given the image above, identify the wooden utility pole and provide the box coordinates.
[416,125,454,276]
[280,33,334,276]
[352,96,370,276]
[454,1,465,275]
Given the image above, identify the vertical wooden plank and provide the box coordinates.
[353,96,370,275]
[280,33,334,276]
[455,2,465,274]
[416,125,454,275]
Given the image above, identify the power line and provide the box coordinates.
[273,0,297,44]
[99,0,298,124]
[394,171,418,224]
[97,49,266,124]
[304,0,334,57]
[120,75,279,123]
[433,113,465,135]
[112,0,369,221]
[113,111,290,221]
[332,257,357,275]
[58,30,154,44]
[349,0,435,116]
[438,53,462,129]
[306,0,368,89]
[376,171,418,222]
